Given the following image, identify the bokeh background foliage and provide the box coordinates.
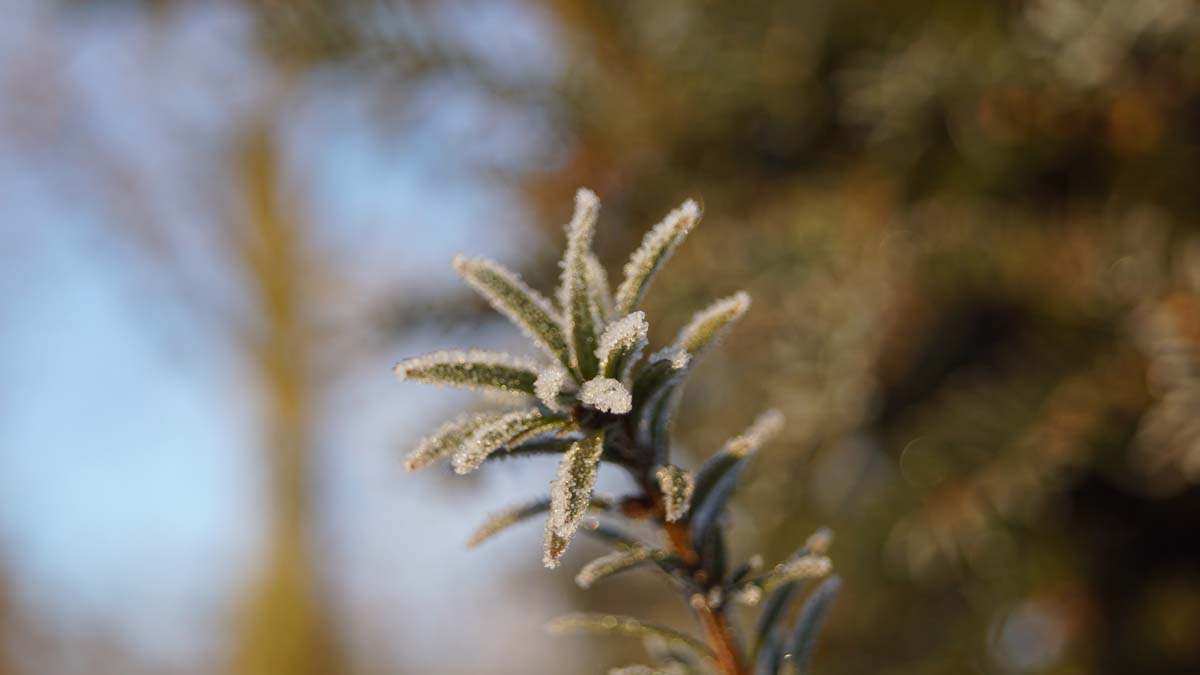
[3,0,1200,674]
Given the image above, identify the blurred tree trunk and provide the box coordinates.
[230,122,345,675]
[0,572,13,674]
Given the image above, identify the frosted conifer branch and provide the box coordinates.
[394,349,540,396]
[596,311,649,380]
[544,432,605,567]
[580,377,633,414]
[396,190,838,674]
[558,188,603,380]
[674,291,751,357]
[535,366,573,411]
[467,495,613,548]
[585,252,615,323]
[453,256,571,367]
[402,411,505,472]
[615,199,701,315]
[452,409,564,475]
[575,547,670,589]
[545,614,713,659]
[655,464,694,522]
[724,408,785,458]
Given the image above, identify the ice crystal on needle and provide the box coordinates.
[402,411,504,472]
[615,199,701,315]
[596,311,649,379]
[650,346,691,371]
[674,291,751,357]
[580,377,633,414]
[558,188,602,379]
[734,585,763,606]
[760,555,833,593]
[534,366,571,411]
[453,256,570,366]
[394,349,540,395]
[655,464,694,522]
[575,547,668,589]
[724,408,785,458]
[545,433,605,567]
[451,408,553,475]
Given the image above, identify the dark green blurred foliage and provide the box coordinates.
[507,3,1200,674]
[244,1,1200,673]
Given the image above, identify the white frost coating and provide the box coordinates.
[580,377,633,414]
[393,349,540,393]
[615,198,701,315]
[761,554,833,592]
[674,291,751,355]
[402,411,502,472]
[724,408,785,458]
[654,464,694,522]
[535,366,571,410]
[596,311,648,360]
[734,585,763,606]
[452,408,546,474]
[453,255,569,364]
[595,311,649,377]
[785,553,834,578]
[649,346,691,371]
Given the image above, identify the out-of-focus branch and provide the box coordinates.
[229,120,346,675]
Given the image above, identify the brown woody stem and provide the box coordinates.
[697,602,748,675]
[622,438,748,675]
[663,520,748,675]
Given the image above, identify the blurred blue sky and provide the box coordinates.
[0,206,260,666]
[0,1,585,672]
